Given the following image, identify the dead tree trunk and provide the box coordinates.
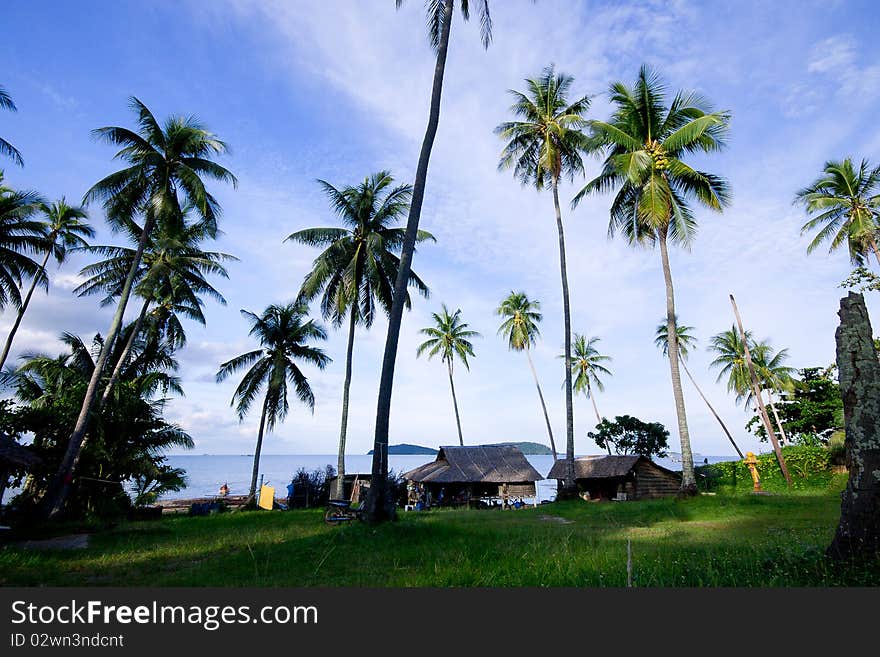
[828,292,880,560]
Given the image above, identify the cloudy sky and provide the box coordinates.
[2,0,879,458]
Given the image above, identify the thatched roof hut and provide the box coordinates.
[548,455,680,500]
[0,436,41,471]
[404,445,543,507]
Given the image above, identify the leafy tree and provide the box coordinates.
[588,414,669,458]
[0,175,46,312]
[45,98,236,519]
[796,158,880,265]
[0,199,93,370]
[496,291,557,459]
[216,303,330,501]
[417,304,480,446]
[575,65,731,494]
[655,318,743,457]
[0,85,23,166]
[287,171,432,498]
[568,334,612,433]
[496,65,591,495]
[368,0,493,523]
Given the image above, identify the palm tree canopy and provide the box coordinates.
[286,171,433,327]
[496,290,542,350]
[654,315,696,359]
[84,97,237,235]
[574,65,731,246]
[38,198,94,265]
[0,175,48,308]
[795,157,880,263]
[709,327,794,406]
[417,304,480,370]
[495,65,591,190]
[0,84,23,166]
[397,0,493,51]
[567,334,612,396]
[216,303,330,429]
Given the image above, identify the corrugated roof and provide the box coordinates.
[547,455,643,479]
[404,445,543,483]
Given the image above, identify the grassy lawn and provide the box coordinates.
[2,475,876,587]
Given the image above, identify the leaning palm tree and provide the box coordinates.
[574,65,731,494]
[0,199,93,370]
[287,171,432,499]
[216,303,330,501]
[496,291,557,460]
[796,158,880,266]
[417,305,480,446]
[0,178,46,313]
[43,98,236,519]
[495,65,591,494]
[752,341,796,445]
[569,334,612,430]
[367,0,493,522]
[655,319,743,458]
[0,86,23,166]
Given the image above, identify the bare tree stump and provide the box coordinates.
[828,292,880,559]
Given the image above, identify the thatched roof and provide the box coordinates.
[404,445,543,484]
[0,436,41,470]
[547,455,678,480]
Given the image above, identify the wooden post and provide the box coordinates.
[729,295,792,486]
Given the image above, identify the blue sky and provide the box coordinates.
[2,0,880,457]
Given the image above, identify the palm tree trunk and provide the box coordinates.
[334,310,357,499]
[99,296,151,409]
[680,357,744,459]
[552,176,576,496]
[41,212,155,520]
[0,250,51,371]
[249,395,270,501]
[525,346,557,460]
[870,237,880,268]
[657,230,696,494]
[366,0,453,523]
[587,381,611,455]
[767,391,789,445]
[447,361,464,446]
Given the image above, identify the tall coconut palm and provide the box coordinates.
[496,291,557,460]
[796,158,880,266]
[287,171,433,498]
[0,200,93,370]
[216,303,330,501]
[495,65,591,494]
[44,98,236,519]
[368,0,493,522]
[574,65,731,494]
[416,305,480,446]
[0,86,23,167]
[0,178,46,313]
[569,334,612,431]
[655,319,743,458]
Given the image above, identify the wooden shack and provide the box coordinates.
[404,445,543,508]
[0,435,42,506]
[547,455,680,500]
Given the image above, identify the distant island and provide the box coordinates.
[366,442,553,455]
[368,443,438,455]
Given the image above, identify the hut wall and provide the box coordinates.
[633,461,680,499]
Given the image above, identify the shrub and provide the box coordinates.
[697,445,833,493]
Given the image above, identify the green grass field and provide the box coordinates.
[2,475,876,587]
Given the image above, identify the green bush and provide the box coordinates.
[697,445,833,494]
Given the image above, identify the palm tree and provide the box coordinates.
[496,291,557,460]
[0,85,23,166]
[287,171,432,499]
[569,334,612,433]
[752,341,795,445]
[495,65,591,494]
[655,319,743,458]
[0,199,93,370]
[416,305,480,446]
[216,303,330,501]
[44,98,236,519]
[368,0,493,522]
[796,158,880,265]
[0,177,46,313]
[574,66,731,494]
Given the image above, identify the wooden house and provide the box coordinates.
[547,455,680,500]
[0,436,42,507]
[403,445,543,508]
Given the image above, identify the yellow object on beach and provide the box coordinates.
[258,484,275,510]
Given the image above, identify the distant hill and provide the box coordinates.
[368,443,438,455]
[496,441,553,455]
